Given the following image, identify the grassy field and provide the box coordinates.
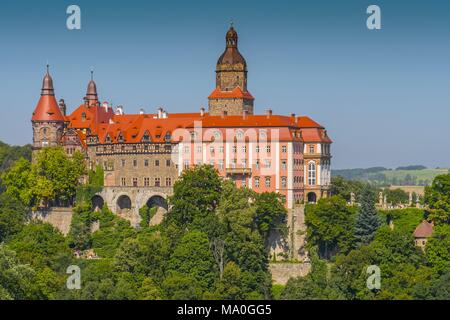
[380,168,449,182]
[333,167,449,186]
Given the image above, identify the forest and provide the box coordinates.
[1,141,450,300]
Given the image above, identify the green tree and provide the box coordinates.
[167,165,222,229]
[305,196,356,259]
[425,174,450,223]
[0,193,27,242]
[0,244,42,300]
[167,231,217,291]
[254,192,287,243]
[214,261,245,300]
[354,187,381,245]
[426,224,450,273]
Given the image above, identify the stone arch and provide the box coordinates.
[144,195,169,226]
[117,194,132,213]
[91,195,105,211]
[307,192,317,204]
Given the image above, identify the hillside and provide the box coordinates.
[332,166,449,186]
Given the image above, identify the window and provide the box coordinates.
[121,177,126,186]
[255,177,260,188]
[184,146,190,154]
[166,159,171,167]
[281,177,287,188]
[155,160,160,167]
[242,146,247,153]
[266,145,271,153]
[196,146,202,154]
[121,159,126,167]
[144,159,149,167]
[242,159,247,168]
[210,146,215,155]
[255,145,260,153]
[214,131,221,140]
[219,146,224,153]
[255,160,260,169]
[144,177,150,187]
[133,159,137,167]
[236,130,244,139]
[81,112,86,121]
[309,145,315,154]
[184,160,189,169]
[232,145,237,153]
[282,145,287,153]
[166,177,172,187]
[218,160,224,170]
[308,162,316,186]
[133,178,138,187]
[232,159,237,169]
[155,178,161,187]
[242,176,246,187]
[265,177,271,188]
[281,160,287,170]
[264,159,271,168]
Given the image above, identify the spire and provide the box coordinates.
[32,66,65,122]
[217,23,246,66]
[86,69,98,104]
[226,22,238,48]
[41,64,55,96]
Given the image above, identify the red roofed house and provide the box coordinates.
[413,220,434,248]
[31,25,332,225]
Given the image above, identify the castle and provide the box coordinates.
[31,25,332,226]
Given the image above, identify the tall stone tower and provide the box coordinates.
[85,70,99,106]
[208,24,254,116]
[31,66,65,160]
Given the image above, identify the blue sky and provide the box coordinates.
[0,0,449,169]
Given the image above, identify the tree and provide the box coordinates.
[167,165,222,229]
[425,174,450,223]
[167,231,218,291]
[214,261,244,300]
[426,224,450,273]
[0,244,43,299]
[305,196,356,259]
[254,192,287,243]
[354,187,381,245]
[0,193,27,242]
[1,148,85,208]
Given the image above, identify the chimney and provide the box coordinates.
[162,110,168,118]
[221,110,228,119]
[102,101,109,113]
[58,99,66,116]
[157,107,163,119]
[116,105,124,115]
[139,108,145,115]
[290,113,296,122]
[266,109,272,119]
[243,110,248,120]
[200,107,205,117]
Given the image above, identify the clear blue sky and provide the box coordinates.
[0,0,449,169]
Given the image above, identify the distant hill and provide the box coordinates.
[332,166,449,186]
[0,140,32,172]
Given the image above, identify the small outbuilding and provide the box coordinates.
[413,220,434,248]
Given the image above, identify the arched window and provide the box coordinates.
[308,162,316,186]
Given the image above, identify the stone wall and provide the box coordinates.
[268,205,309,262]
[32,207,73,236]
[270,262,311,285]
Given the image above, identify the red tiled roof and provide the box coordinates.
[32,95,65,122]
[413,220,434,238]
[208,87,254,100]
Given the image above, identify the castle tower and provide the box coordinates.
[85,70,98,106]
[208,24,254,116]
[31,66,65,159]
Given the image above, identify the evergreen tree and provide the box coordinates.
[354,187,381,245]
